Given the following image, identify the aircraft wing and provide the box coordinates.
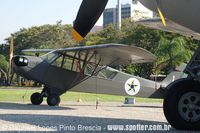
[138,0,200,33]
[136,18,200,40]
[22,44,156,66]
[54,43,156,66]
[22,49,53,56]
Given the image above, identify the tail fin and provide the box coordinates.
[160,64,186,88]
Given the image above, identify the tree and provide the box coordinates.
[97,24,125,43]
[154,37,193,74]
[0,54,9,85]
[124,63,154,79]
[1,19,199,80]
[4,22,75,55]
[84,19,199,77]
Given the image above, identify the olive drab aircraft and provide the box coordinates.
[14,43,183,106]
[10,0,193,131]
[12,0,183,107]
[135,0,200,131]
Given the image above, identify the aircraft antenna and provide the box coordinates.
[95,54,99,109]
[22,88,29,103]
[95,76,99,109]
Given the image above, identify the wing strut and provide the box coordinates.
[67,53,120,91]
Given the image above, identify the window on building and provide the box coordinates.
[132,0,138,4]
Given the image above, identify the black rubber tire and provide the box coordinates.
[31,92,43,105]
[163,78,200,130]
[47,95,60,106]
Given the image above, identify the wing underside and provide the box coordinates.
[23,43,156,66]
[138,0,200,33]
[136,18,200,40]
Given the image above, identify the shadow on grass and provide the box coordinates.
[0,102,75,110]
[120,105,163,109]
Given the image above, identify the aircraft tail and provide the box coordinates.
[160,64,186,89]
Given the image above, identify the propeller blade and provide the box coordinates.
[156,0,166,27]
[9,34,14,65]
[157,7,166,27]
[71,0,108,42]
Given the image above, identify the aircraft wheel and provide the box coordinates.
[31,92,43,105]
[47,95,60,106]
[163,78,200,130]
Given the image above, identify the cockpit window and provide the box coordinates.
[182,73,188,78]
[97,67,118,79]
[85,65,117,79]
[51,54,63,68]
[41,51,117,79]
[45,52,84,72]
[41,51,59,63]
[84,63,97,75]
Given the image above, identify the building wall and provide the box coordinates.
[132,1,154,21]
[121,4,133,19]
[103,8,117,28]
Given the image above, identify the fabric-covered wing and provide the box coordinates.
[54,43,156,66]
[138,0,200,33]
[136,18,200,40]
[22,49,53,55]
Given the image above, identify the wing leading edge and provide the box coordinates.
[22,43,156,66]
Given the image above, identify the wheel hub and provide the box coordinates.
[178,92,200,122]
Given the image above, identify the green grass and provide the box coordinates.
[0,87,163,103]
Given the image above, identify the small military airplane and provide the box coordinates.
[9,0,195,130]
[136,0,200,130]
[12,43,183,107]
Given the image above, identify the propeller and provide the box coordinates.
[9,34,14,85]
[10,34,14,65]
[71,0,108,42]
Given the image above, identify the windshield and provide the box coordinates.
[85,65,117,79]
[97,67,118,79]
[41,51,59,63]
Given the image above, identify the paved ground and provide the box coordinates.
[0,101,196,132]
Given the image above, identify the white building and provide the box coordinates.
[103,0,154,28]
[131,0,154,21]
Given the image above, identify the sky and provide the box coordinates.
[0,0,132,43]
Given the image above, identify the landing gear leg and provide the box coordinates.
[30,86,49,105]
[42,87,61,106]
[31,86,61,106]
